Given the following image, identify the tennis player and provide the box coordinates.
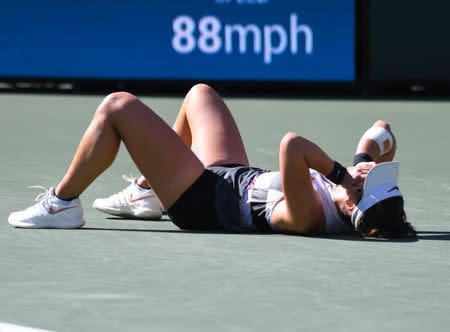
[8,84,415,238]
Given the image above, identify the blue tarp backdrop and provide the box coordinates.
[0,0,355,82]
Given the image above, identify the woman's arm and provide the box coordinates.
[271,132,341,234]
[354,120,397,164]
[271,132,371,235]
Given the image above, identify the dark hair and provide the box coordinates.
[357,196,416,238]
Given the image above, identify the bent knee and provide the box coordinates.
[188,83,215,97]
[97,92,139,117]
[186,84,223,110]
[185,83,224,118]
[102,91,139,110]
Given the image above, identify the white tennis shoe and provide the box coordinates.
[93,175,163,220]
[8,186,85,229]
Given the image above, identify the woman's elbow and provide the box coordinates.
[280,132,305,155]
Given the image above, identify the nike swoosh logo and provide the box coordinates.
[128,194,156,203]
[47,206,78,214]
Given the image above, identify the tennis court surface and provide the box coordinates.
[1,92,449,332]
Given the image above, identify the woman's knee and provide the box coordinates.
[186,84,222,108]
[187,83,216,99]
[96,91,140,118]
[184,84,225,119]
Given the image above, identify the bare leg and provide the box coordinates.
[173,83,249,166]
[138,84,249,188]
[56,92,204,209]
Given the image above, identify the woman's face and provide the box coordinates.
[332,186,357,218]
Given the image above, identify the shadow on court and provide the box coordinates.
[100,217,441,242]
[81,217,450,243]
[102,218,450,242]
[415,231,450,241]
[83,225,427,243]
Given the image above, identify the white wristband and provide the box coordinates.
[362,126,394,156]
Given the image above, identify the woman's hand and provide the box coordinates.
[341,162,375,203]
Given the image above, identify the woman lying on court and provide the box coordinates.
[8,84,416,238]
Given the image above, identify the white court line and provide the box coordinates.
[0,322,53,332]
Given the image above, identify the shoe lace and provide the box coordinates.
[109,175,137,205]
[122,174,136,184]
[28,185,52,202]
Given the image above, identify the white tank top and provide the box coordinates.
[246,169,352,234]
[309,169,352,233]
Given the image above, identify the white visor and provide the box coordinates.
[351,161,403,229]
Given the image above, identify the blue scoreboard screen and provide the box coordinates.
[0,0,355,82]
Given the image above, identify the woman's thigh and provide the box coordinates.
[103,92,205,209]
[181,84,249,167]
